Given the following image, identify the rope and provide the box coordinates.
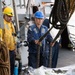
[69,0,75,18]
[0,41,10,75]
[48,0,75,68]
[49,0,75,29]
[48,0,70,67]
[49,0,69,29]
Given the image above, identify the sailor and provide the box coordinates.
[27,11,54,68]
[2,6,16,75]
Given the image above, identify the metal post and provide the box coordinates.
[23,0,26,8]
[0,1,4,29]
[12,0,20,32]
[19,0,22,8]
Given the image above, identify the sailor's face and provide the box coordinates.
[4,15,13,22]
[35,18,44,26]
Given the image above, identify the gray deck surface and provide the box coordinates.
[57,48,75,68]
[20,47,75,68]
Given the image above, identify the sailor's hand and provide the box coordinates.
[35,40,41,45]
[50,42,55,47]
[59,44,62,48]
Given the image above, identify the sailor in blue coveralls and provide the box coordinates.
[27,11,54,68]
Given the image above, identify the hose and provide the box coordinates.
[0,41,10,75]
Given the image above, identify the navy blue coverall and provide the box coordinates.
[27,24,53,68]
[52,41,61,68]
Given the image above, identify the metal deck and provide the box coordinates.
[57,48,75,68]
[20,47,75,68]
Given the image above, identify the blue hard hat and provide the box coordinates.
[34,11,44,19]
